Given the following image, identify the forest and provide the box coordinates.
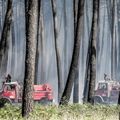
[0,0,120,119]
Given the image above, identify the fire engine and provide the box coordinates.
[94,79,120,104]
[0,81,53,107]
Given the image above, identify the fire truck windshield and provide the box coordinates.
[98,83,107,90]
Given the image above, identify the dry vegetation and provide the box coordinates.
[0,104,119,120]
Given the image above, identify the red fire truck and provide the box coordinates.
[94,80,120,104]
[0,82,53,107]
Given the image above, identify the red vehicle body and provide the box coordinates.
[94,80,120,104]
[0,82,53,106]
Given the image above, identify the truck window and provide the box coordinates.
[98,83,107,90]
[4,85,11,91]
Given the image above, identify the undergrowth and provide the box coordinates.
[0,104,119,120]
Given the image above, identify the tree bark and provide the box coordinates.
[22,0,38,117]
[73,0,79,34]
[111,0,116,80]
[87,0,99,103]
[60,0,85,105]
[83,31,91,103]
[0,0,13,67]
[83,0,92,103]
[117,1,120,80]
[40,3,45,83]
[73,0,79,103]
[51,0,63,103]
[35,0,41,84]
[11,20,15,76]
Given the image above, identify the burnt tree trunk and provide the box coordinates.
[60,0,85,105]
[51,0,63,103]
[83,31,91,103]
[22,0,38,117]
[0,0,13,68]
[73,0,79,103]
[111,0,115,80]
[73,0,79,33]
[87,0,99,103]
[111,0,118,81]
[83,0,92,103]
[40,3,45,83]
[35,0,41,84]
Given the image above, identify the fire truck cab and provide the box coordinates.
[94,80,120,104]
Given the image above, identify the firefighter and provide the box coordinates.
[104,73,107,81]
[5,74,12,83]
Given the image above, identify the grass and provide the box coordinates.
[0,104,119,120]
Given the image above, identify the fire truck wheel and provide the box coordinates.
[94,96,104,104]
[0,97,12,108]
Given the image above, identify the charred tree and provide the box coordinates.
[51,0,63,103]
[0,0,13,68]
[35,0,41,84]
[111,0,116,80]
[73,0,79,103]
[60,0,85,105]
[11,20,15,76]
[83,0,92,103]
[22,0,38,117]
[83,32,91,103]
[117,1,120,80]
[87,0,99,103]
[73,0,79,33]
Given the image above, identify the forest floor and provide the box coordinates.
[0,104,119,120]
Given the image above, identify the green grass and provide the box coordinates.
[0,104,119,120]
